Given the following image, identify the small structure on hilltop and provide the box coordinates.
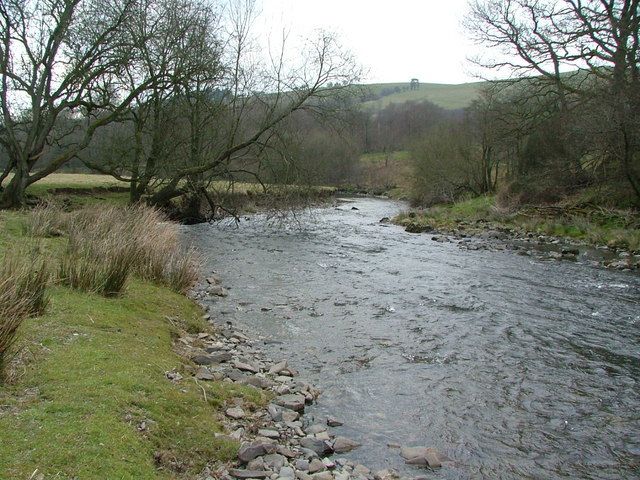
[410,78,420,90]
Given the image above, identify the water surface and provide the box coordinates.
[185,197,640,479]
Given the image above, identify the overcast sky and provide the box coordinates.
[256,0,480,85]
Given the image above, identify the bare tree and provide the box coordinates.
[0,0,161,208]
[466,0,640,199]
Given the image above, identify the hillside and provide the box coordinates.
[361,81,486,110]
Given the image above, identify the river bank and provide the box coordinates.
[395,196,640,271]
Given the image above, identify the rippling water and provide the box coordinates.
[184,197,640,479]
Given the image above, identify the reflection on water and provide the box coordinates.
[185,197,640,479]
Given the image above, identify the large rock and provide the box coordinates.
[192,352,232,365]
[332,436,361,453]
[273,394,306,412]
[300,437,333,456]
[233,359,260,373]
[238,443,275,463]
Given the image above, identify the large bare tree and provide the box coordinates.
[466,0,640,198]
[0,0,161,208]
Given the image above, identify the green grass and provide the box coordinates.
[15,172,132,208]
[0,210,266,479]
[396,195,640,251]
[361,81,486,110]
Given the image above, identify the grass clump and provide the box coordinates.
[58,205,199,296]
[0,250,50,380]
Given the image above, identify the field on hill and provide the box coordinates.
[362,81,485,110]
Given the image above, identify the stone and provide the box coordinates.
[352,465,369,476]
[281,410,299,422]
[295,460,310,471]
[279,467,295,479]
[243,376,275,389]
[268,404,283,422]
[308,459,326,473]
[276,445,297,458]
[400,446,443,468]
[315,431,331,441]
[321,458,335,469]
[332,437,361,454]
[195,368,217,381]
[208,285,229,297]
[269,360,288,375]
[310,472,334,480]
[326,417,343,427]
[238,443,272,463]
[248,458,266,471]
[209,352,234,363]
[305,424,327,435]
[207,275,222,285]
[374,470,398,480]
[226,369,248,382]
[334,472,350,480]
[263,454,286,470]
[258,429,280,439]
[229,470,271,479]
[234,359,260,373]
[192,355,216,365]
[299,447,320,459]
[274,394,306,412]
[300,437,333,456]
[404,223,433,234]
[226,407,246,419]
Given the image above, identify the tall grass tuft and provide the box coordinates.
[23,202,69,237]
[58,205,199,296]
[0,252,50,381]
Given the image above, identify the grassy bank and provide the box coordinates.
[396,195,640,252]
[0,207,264,478]
[14,172,337,218]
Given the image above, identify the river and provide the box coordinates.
[184,197,640,479]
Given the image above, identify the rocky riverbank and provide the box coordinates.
[185,275,449,480]
[396,216,640,271]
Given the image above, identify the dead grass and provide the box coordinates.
[0,251,50,380]
[58,205,199,296]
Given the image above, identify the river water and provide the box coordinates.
[184,197,640,479]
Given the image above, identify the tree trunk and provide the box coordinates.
[0,160,28,209]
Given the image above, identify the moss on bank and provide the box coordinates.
[396,195,640,252]
[0,209,264,479]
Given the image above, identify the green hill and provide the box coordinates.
[360,81,486,110]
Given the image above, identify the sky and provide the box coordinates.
[255,0,480,85]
